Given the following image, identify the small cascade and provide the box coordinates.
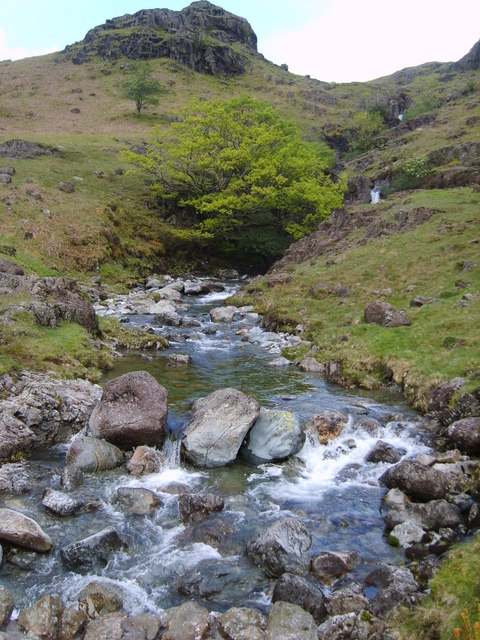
[398,113,404,121]
[162,436,182,468]
[370,186,381,204]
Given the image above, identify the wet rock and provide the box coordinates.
[127,445,164,476]
[365,440,403,463]
[0,412,35,464]
[210,305,237,322]
[66,436,124,472]
[428,378,466,412]
[308,410,347,444]
[122,614,161,640]
[115,487,161,515]
[89,371,168,448]
[178,492,224,525]
[365,565,419,618]
[0,588,14,629]
[384,498,463,531]
[78,581,123,619]
[18,594,62,638]
[428,527,458,555]
[0,259,23,275]
[167,353,192,365]
[379,459,449,501]
[182,388,260,468]
[246,518,311,578]
[272,572,328,624]
[153,300,182,326]
[318,611,385,640]
[219,606,266,640]
[60,466,84,491]
[364,301,410,327]
[326,583,369,617]
[243,408,304,462]
[265,601,317,640]
[389,522,427,548]
[60,526,125,571]
[178,512,237,552]
[267,356,291,367]
[310,551,356,585]
[83,611,128,640]
[42,488,83,516]
[162,601,210,640]
[299,357,326,373]
[0,508,52,552]
[60,606,87,640]
[354,416,382,436]
[447,417,480,455]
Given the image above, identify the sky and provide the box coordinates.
[0,0,479,82]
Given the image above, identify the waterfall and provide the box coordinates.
[398,113,404,121]
[162,436,181,467]
[370,186,381,204]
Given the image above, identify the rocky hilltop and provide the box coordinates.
[62,0,258,76]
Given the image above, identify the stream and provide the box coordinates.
[0,277,433,616]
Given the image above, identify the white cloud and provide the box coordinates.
[0,26,58,61]
[262,0,480,82]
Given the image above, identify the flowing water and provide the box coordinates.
[0,279,433,615]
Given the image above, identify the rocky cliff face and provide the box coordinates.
[62,1,258,76]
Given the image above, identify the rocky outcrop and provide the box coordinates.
[89,371,168,448]
[0,139,58,159]
[63,1,258,77]
[243,408,304,462]
[181,387,260,467]
[246,518,311,578]
[451,37,480,71]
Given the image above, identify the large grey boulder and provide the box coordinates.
[0,412,35,464]
[326,583,369,617]
[266,601,317,640]
[428,378,466,412]
[243,408,304,462]
[210,305,237,322]
[78,581,123,619]
[182,388,260,467]
[0,259,23,275]
[126,445,164,476]
[272,573,328,624]
[152,300,182,326]
[447,417,480,454]
[364,301,410,327]
[379,459,450,501]
[60,526,125,571]
[89,371,168,448]
[66,436,123,472]
[384,497,463,531]
[83,611,127,640]
[365,440,403,463]
[246,518,311,578]
[0,508,52,552]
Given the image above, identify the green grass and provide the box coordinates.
[237,188,480,409]
[393,534,480,640]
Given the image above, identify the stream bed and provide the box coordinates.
[0,278,433,616]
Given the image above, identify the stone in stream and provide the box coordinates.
[181,387,260,468]
[389,522,427,548]
[60,526,125,571]
[365,440,404,463]
[0,412,36,464]
[78,581,123,619]
[17,594,63,639]
[60,607,87,640]
[299,357,326,373]
[267,356,291,367]
[310,551,356,585]
[178,492,224,525]
[246,518,311,578]
[114,486,162,515]
[161,601,210,640]
[66,436,124,472]
[243,408,304,462]
[272,572,328,624]
[307,410,348,444]
[209,305,237,322]
[60,465,84,491]
[0,508,52,552]
[219,607,267,640]
[126,445,164,476]
[83,611,128,640]
[318,612,385,640]
[379,459,450,501]
[326,583,369,617]
[0,588,14,629]
[42,488,83,516]
[266,601,317,640]
[89,371,168,448]
[384,497,463,531]
[365,565,419,618]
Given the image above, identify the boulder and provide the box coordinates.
[115,487,161,515]
[447,417,480,455]
[428,378,466,412]
[58,181,75,193]
[318,612,385,640]
[178,492,224,525]
[365,440,403,464]
[181,388,260,467]
[219,606,266,640]
[311,551,356,585]
[365,565,419,618]
[89,371,168,448]
[42,488,82,516]
[127,445,164,476]
[152,300,182,326]
[122,614,161,640]
[272,573,328,624]
[162,601,210,640]
[18,594,62,639]
[0,259,23,275]
[60,607,87,640]
[308,410,347,444]
[83,611,128,640]
[299,357,326,373]
[389,522,427,548]
[0,508,52,552]
[66,436,123,472]
[78,581,123,619]
[177,512,237,553]
[0,411,36,464]
[379,459,450,501]
[0,167,15,176]
[60,526,125,571]
[243,408,304,462]
[384,498,463,531]
[364,301,410,327]
[265,601,317,640]
[0,588,14,629]
[246,518,311,578]
[210,305,237,322]
[60,466,84,491]
[167,354,191,365]
[326,583,369,617]
[0,462,36,495]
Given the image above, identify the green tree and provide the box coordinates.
[345,110,385,153]
[124,97,346,261]
[122,62,163,115]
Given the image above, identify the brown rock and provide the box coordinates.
[18,594,62,638]
[0,508,52,552]
[308,410,347,444]
[178,492,224,525]
[447,417,480,454]
[379,460,449,501]
[162,601,210,640]
[58,181,75,193]
[311,551,356,584]
[0,259,23,275]
[364,301,410,327]
[127,445,164,476]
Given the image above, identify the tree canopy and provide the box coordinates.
[122,62,163,115]
[125,97,346,264]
